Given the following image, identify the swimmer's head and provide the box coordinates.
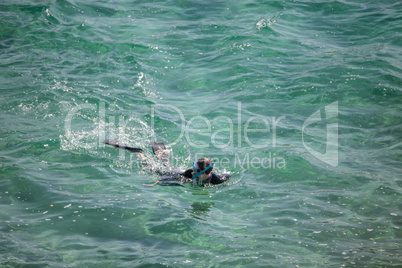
[192,158,214,179]
[197,158,213,174]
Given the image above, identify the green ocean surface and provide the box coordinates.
[1,0,401,267]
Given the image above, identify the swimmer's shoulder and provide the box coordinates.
[181,169,193,178]
[210,172,231,185]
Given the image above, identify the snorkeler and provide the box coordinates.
[102,139,230,187]
[142,158,230,187]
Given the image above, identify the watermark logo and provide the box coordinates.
[302,101,338,167]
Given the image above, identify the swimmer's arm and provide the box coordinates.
[142,180,159,187]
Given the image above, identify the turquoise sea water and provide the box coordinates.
[1,0,401,267]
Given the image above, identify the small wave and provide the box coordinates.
[256,13,282,30]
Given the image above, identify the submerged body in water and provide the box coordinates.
[150,168,231,187]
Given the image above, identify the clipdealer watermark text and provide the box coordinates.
[64,101,338,169]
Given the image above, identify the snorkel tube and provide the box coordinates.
[192,160,216,179]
